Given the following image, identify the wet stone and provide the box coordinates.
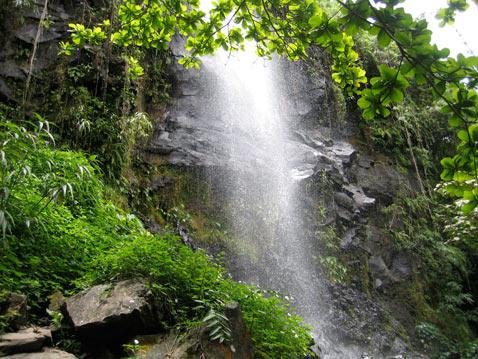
[3,347,77,358]
[0,327,51,356]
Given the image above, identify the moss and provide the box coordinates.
[360,255,371,297]
[389,275,434,329]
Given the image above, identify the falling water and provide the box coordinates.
[201,46,318,293]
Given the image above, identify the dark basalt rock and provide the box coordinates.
[390,252,413,281]
[224,302,254,358]
[340,227,359,250]
[14,24,62,45]
[0,0,74,96]
[343,184,376,213]
[369,256,398,288]
[352,161,404,205]
[0,62,25,79]
[0,78,13,100]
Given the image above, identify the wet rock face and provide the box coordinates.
[369,256,399,288]
[143,56,229,167]
[143,49,328,175]
[276,57,331,129]
[0,0,71,100]
[224,302,254,358]
[63,279,162,341]
[351,159,404,205]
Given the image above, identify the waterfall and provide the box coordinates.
[200,45,327,350]
[201,45,316,289]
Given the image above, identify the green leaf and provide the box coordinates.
[441,157,456,169]
[362,108,375,120]
[462,201,477,215]
[390,88,403,103]
[448,116,463,128]
[308,14,323,29]
[457,130,470,142]
[377,29,391,48]
[357,96,371,109]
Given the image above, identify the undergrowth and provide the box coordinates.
[0,121,314,358]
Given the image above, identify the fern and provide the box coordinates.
[203,306,232,344]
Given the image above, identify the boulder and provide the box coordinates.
[0,293,28,331]
[391,253,413,280]
[149,175,174,191]
[353,162,403,204]
[0,327,51,356]
[2,347,77,358]
[359,225,392,257]
[340,227,358,250]
[334,191,355,211]
[330,141,357,165]
[63,279,161,340]
[129,302,253,359]
[0,62,25,79]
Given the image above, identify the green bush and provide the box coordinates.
[0,120,139,306]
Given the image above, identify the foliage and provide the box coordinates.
[350,14,478,351]
[199,300,232,343]
[384,189,478,349]
[319,256,348,283]
[0,121,137,308]
[436,0,476,26]
[10,0,167,184]
[40,60,153,182]
[338,1,478,217]
[0,291,21,333]
[416,322,478,359]
[62,0,366,91]
[0,119,101,238]
[440,197,478,249]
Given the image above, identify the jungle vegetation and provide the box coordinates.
[1,0,478,357]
